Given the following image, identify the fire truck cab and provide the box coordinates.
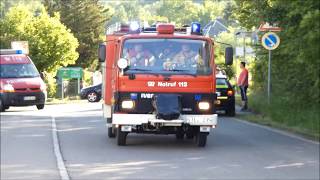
[99,23,233,147]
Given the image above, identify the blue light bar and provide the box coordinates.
[0,49,23,55]
[191,22,201,34]
[16,50,23,54]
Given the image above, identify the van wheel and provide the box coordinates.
[117,127,127,146]
[196,132,207,147]
[36,104,45,110]
[0,101,5,112]
[108,127,116,138]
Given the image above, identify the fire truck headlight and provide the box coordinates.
[121,100,135,109]
[117,58,129,69]
[198,101,210,110]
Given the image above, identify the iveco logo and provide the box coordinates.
[141,93,154,99]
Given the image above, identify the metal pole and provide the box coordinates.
[61,78,64,99]
[268,50,271,104]
[243,35,246,62]
[77,78,80,94]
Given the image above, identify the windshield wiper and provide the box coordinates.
[128,68,152,72]
[168,69,197,77]
[19,75,38,78]
[126,68,159,77]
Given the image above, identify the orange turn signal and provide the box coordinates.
[227,90,233,96]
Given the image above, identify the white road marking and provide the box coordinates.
[51,115,70,180]
[232,118,319,145]
[265,163,304,169]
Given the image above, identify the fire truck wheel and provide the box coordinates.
[108,127,116,138]
[196,132,207,147]
[36,104,45,110]
[117,127,127,146]
[175,127,184,140]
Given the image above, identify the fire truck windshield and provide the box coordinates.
[121,38,211,76]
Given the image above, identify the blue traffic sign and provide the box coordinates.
[261,32,280,50]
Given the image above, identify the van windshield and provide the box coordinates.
[121,38,211,75]
[0,63,40,78]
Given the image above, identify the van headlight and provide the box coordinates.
[3,84,15,92]
[121,100,135,109]
[198,101,210,110]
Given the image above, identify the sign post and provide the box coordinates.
[57,67,83,99]
[261,32,280,103]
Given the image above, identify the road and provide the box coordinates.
[1,102,319,180]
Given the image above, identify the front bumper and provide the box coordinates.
[79,91,87,99]
[112,114,218,126]
[0,92,46,106]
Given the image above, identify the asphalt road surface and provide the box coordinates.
[1,102,319,180]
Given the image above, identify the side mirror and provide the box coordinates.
[40,72,45,80]
[98,43,106,62]
[225,47,233,65]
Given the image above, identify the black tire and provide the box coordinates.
[108,126,116,138]
[0,100,5,112]
[87,91,99,102]
[36,104,45,110]
[117,127,127,146]
[196,132,208,147]
[226,107,235,117]
[4,106,9,110]
[176,127,184,140]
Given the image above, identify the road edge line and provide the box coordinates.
[231,117,319,145]
[51,115,70,180]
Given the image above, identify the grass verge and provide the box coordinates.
[235,93,320,142]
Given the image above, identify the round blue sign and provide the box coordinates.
[261,32,280,50]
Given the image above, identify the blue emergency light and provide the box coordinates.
[191,22,201,34]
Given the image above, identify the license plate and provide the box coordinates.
[121,125,132,132]
[200,126,211,132]
[24,96,36,101]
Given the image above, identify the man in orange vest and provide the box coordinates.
[237,62,249,110]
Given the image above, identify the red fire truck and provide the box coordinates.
[98,22,233,147]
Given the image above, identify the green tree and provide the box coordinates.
[0,5,79,96]
[0,5,79,72]
[234,0,319,104]
[44,0,109,69]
